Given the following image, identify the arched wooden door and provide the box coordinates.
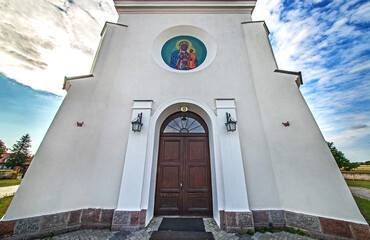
[154,112,213,216]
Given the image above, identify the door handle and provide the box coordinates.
[180,181,183,190]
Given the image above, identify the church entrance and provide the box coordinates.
[154,112,213,216]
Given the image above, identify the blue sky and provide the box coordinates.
[0,73,63,152]
[0,0,369,162]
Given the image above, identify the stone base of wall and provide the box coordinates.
[252,210,285,229]
[219,211,254,233]
[1,209,369,240]
[252,210,370,240]
[0,208,114,239]
[111,209,146,231]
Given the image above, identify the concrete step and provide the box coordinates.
[150,231,215,240]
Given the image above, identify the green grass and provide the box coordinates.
[354,165,370,171]
[0,195,14,218]
[353,196,370,224]
[0,179,22,187]
[346,180,370,189]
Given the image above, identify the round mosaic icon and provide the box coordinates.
[161,36,207,71]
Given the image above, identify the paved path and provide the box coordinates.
[50,217,315,240]
[250,232,314,240]
[349,186,370,200]
[0,185,19,198]
[50,229,316,240]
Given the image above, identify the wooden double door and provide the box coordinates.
[155,134,213,216]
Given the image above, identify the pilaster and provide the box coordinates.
[215,99,250,213]
[113,100,152,230]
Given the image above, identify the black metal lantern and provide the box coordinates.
[225,112,237,132]
[131,113,143,132]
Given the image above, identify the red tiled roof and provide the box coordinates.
[0,153,10,164]
[24,157,33,165]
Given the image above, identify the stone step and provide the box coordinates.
[150,231,215,240]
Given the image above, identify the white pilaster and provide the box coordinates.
[116,100,153,210]
[216,99,250,211]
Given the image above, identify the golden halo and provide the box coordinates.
[175,39,192,50]
[189,48,196,53]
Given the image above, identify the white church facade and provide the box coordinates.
[1,1,369,239]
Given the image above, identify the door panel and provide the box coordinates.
[188,141,205,162]
[155,137,183,215]
[163,141,180,160]
[188,166,208,191]
[155,135,212,216]
[160,166,181,192]
[184,137,212,215]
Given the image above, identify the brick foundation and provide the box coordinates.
[111,209,147,231]
[219,210,254,233]
[252,210,285,229]
[1,209,368,239]
[251,210,370,240]
[0,208,115,239]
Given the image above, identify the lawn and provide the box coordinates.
[0,195,14,218]
[354,165,370,171]
[0,179,22,187]
[346,180,370,189]
[353,196,370,224]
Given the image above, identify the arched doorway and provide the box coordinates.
[154,111,213,216]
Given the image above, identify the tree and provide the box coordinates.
[327,141,354,171]
[5,134,32,170]
[0,140,6,156]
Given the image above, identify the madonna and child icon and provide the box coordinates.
[161,36,207,71]
[170,40,198,70]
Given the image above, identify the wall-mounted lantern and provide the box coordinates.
[225,112,237,132]
[131,113,143,132]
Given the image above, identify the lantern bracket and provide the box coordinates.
[225,112,237,132]
[131,113,143,132]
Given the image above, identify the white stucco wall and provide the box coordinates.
[242,21,365,224]
[4,1,366,226]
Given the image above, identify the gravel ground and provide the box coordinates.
[251,232,314,239]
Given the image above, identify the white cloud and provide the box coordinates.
[0,0,368,162]
[253,0,370,162]
[349,62,370,73]
[0,0,118,95]
[350,1,370,23]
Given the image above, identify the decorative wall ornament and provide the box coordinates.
[161,35,207,71]
[76,121,84,127]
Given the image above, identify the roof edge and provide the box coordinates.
[101,21,128,36]
[275,69,303,87]
[241,20,270,35]
[63,74,94,91]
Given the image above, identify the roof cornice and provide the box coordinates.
[113,1,257,14]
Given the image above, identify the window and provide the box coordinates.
[161,112,207,134]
